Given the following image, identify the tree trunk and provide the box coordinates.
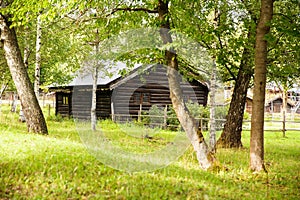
[217,22,255,148]
[282,87,287,137]
[217,47,252,148]
[11,92,18,112]
[91,30,100,131]
[19,23,30,123]
[0,14,48,134]
[250,0,273,172]
[0,83,8,98]
[209,59,217,153]
[34,14,42,99]
[158,0,213,170]
[91,65,98,131]
[0,83,8,113]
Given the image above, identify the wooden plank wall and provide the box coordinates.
[112,65,208,117]
[57,86,111,119]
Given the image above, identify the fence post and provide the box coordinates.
[48,104,51,117]
[138,103,142,122]
[200,118,203,132]
[163,105,168,129]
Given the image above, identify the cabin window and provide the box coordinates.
[133,92,150,104]
[63,96,69,105]
[57,94,69,105]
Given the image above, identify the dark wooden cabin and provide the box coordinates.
[265,96,295,113]
[49,64,209,120]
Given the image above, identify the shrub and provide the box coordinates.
[148,105,165,125]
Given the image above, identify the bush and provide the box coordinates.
[139,105,165,127]
[148,105,165,125]
[215,105,229,120]
[167,102,210,131]
[166,105,180,131]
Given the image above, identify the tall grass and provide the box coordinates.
[0,104,299,199]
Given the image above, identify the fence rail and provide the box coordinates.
[112,114,300,132]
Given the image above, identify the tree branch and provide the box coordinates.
[267,32,284,53]
[273,13,295,22]
[109,7,158,16]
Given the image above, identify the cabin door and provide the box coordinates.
[56,93,72,117]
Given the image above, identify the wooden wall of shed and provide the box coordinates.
[112,65,208,118]
[56,86,111,119]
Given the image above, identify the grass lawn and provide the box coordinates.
[0,105,299,199]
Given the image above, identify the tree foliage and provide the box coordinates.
[268,0,300,86]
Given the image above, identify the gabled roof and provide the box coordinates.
[49,62,208,90]
[67,62,139,87]
[49,62,141,88]
[109,64,154,90]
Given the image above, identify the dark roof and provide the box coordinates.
[67,62,140,87]
[49,62,208,90]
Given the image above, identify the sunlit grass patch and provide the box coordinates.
[0,104,299,199]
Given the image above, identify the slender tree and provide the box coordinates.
[157,0,213,169]
[250,0,274,172]
[34,14,42,99]
[103,0,215,169]
[91,31,100,131]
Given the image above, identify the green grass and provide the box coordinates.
[0,104,300,199]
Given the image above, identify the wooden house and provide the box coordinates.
[265,96,295,113]
[49,64,209,120]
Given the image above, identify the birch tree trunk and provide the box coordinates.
[11,92,18,112]
[0,83,7,98]
[209,60,217,153]
[0,83,8,113]
[91,47,99,131]
[0,14,48,134]
[19,23,30,122]
[158,0,213,170]
[250,0,273,172]
[91,29,100,131]
[209,9,219,153]
[34,14,42,99]
[91,65,98,131]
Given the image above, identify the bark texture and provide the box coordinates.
[91,65,98,131]
[209,60,217,152]
[217,46,252,148]
[250,0,273,172]
[0,14,48,134]
[34,14,42,98]
[158,0,213,170]
[281,88,287,137]
[91,44,99,131]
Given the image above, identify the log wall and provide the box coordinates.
[112,65,208,117]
